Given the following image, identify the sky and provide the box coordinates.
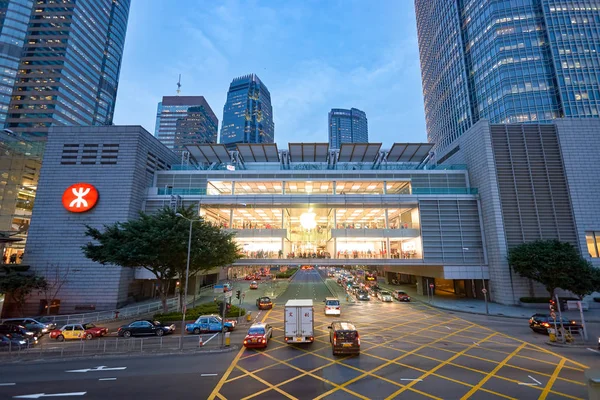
[112,0,427,147]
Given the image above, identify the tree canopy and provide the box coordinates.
[508,239,599,298]
[0,265,47,316]
[82,205,240,311]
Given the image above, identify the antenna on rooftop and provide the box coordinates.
[176,74,182,96]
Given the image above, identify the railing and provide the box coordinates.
[412,187,478,195]
[156,187,477,196]
[167,163,469,172]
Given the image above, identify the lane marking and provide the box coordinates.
[201,374,218,377]
[587,348,600,354]
[400,378,422,381]
[538,358,565,400]
[98,378,116,381]
[445,326,451,330]
[518,375,541,386]
[0,383,16,386]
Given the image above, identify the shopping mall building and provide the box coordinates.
[4,119,600,316]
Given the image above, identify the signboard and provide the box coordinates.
[429,284,434,288]
[62,183,98,213]
[482,288,487,294]
[226,165,235,171]
[214,284,224,294]
[224,291,232,299]
[550,311,556,319]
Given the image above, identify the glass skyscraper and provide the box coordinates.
[328,108,368,149]
[155,96,218,155]
[415,0,600,154]
[5,0,131,139]
[220,74,274,149]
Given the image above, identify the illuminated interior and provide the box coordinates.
[205,180,411,195]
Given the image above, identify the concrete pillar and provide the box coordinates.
[385,209,390,258]
[229,209,233,228]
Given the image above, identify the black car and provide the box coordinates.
[356,290,370,301]
[256,297,273,310]
[529,314,582,334]
[117,320,175,338]
[0,323,39,342]
[0,333,29,351]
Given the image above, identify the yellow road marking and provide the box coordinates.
[460,342,527,399]
[237,365,298,400]
[215,392,226,400]
[208,307,274,399]
[538,358,566,400]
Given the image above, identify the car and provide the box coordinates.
[2,317,55,334]
[186,315,237,334]
[245,275,255,280]
[328,321,360,356]
[250,281,259,290]
[254,275,261,280]
[350,284,361,294]
[256,297,273,310]
[393,290,411,302]
[529,314,582,334]
[324,298,341,316]
[0,323,39,341]
[356,290,370,301]
[0,333,29,350]
[377,291,394,302]
[117,320,175,338]
[49,323,108,341]
[243,323,273,348]
[336,277,343,285]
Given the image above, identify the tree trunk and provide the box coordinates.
[159,279,171,313]
[528,279,534,297]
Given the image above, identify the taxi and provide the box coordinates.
[249,281,259,290]
[49,323,108,341]
[243,323,273,349]
[256,296,273,310]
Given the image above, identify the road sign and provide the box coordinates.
[214,284,224,294]
[429,284,434,288]
[482,288,487,294]
[224,291,232,299]
[550,311,556,319]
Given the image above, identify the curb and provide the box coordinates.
[545,341,592,349]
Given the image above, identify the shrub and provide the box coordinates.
[154,302,245,321]
[276,267,298,279]
[519,297,551,303]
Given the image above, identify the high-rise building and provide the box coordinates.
[220,74,274,149]
[0,0,34,126]
[155,96,218,154]
[5,0,131,139]
[414,0,600,154]
[328,108,368,149]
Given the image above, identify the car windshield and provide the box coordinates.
[380,291,391,296]
[248,327,265,335]
[83,323,96,329]
[326,300,339,306]
[259,298,271,303]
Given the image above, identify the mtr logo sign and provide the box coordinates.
[62,183,99,213]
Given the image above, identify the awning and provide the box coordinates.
[337,143,382,162]
[186,144,231,163]
[236,144,279,162]
[288,143,329,162]
[386,143,434,163]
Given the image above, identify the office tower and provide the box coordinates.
[220,74,274,148]
[328,108,368,149]
[6,0,131,139]
[414,0,600,154]
[155,96,218,154]
[0,0,34,126]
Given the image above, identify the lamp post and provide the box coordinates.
[176,212,200,348]
[463,247,489,315]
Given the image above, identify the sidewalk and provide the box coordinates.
[378,282,600,322]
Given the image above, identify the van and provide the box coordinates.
[323,298,341,316]
[328,321,360,355]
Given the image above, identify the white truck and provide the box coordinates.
[284,299,314,344]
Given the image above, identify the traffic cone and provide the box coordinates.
[199,336,203,347]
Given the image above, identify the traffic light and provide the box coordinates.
[549,299,557,312]
[236,290,241,300]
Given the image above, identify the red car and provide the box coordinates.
[254,275,261,280]
[243,323,273,349]
[49,323,108,341]
[245,275,254,280]
[393,290,411,302]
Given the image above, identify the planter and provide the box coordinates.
[518,301,548,309]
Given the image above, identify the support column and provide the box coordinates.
[231,181,235,195]
[383,180,387,195]
[282,180,286,195]
[229,209,233,229]
[333,209,337,258]
[281,207,285,257]
[385,208,390,258]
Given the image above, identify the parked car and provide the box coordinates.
[356,290,370,301]
[377,291,394,302]
[243,323,273,349]
[250,281,259,290]
[256,297,273,310]
[2,317,55,334]
[49,323,108,341]
[186,315,237,334]
[324,298,341,316]
[328,321,360,356]
[117,320,175,338]
[0,333,29,350]
[0,323,39,341]
[393,290,411,302]
[529,314,582,334]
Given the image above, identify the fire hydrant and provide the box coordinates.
[114,311,120,319]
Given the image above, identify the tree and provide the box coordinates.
[40,263,70,315]
[82,205,240,312]
[0,266,47,316]
[508,239,600,298]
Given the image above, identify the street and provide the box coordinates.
[0,268,597,399]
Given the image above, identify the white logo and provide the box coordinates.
[69,187,91,208]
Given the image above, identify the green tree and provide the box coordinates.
[0,266,47,316]
[508,239,599,298]
[82,205,240,312]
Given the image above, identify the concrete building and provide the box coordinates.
[328,108,368,149]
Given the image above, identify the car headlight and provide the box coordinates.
[19,340,26,345]
[26,332,34,336]
[42,328,48,333]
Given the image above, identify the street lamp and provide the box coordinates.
[463,247,489,315]
[176,212,201,347]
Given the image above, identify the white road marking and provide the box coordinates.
[473,342,479,346]
[445,326,451,330]
[518,375,541,386]
[66,366,127,373]
[400,379,423,382]
[201,373,218,377]
[98,378,116,381]
[587,348,600,354]
[13,392,86,399]
[0,383,16,386]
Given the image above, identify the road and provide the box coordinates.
[0,269,597,399]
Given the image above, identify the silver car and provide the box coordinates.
[377,291,393,302]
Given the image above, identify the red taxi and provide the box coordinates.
[49,323,108,341]
[249,281,259,290]
[243,323,273,349]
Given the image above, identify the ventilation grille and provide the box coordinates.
[60,143,119,165]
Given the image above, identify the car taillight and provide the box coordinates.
[542,322,550,327]
[309,336,314,342]
[333,332,337,346]
[335,307,340,309]
[244,340,247,344]
[356,333,360,346]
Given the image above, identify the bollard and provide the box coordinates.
[199,336,204,347]
[246,311,252,322]
[585,369,600,400]
[225,332,231,347]
[548,328,557,342]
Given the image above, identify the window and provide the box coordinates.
[586,231,600,258]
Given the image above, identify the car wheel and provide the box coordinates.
[85,333,93,340]
[193,328,200,335]
[123,330,132,338]
[156,329,164,336]
[57,334,64,342]
[223,326,229,333]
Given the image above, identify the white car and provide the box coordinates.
[377,290,394,302]
[324,298,341,316]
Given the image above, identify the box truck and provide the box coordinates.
[284,299,314,344]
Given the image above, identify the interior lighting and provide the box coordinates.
[300,212,317,230]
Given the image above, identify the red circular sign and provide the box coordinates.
[62,183,99,213]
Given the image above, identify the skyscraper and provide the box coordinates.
[328,108,368,149]
[5,0,131,139]
[220,74,274,149]
[414,0,600,154]
[155,96,218,154]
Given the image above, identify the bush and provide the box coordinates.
[276,267,298,279]
[154,302,245,321]
[594,297,600,303]
[519,297,551,303]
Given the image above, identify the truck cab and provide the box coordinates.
[284,299,314,344]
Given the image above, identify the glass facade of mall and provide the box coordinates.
[415,0,600,154]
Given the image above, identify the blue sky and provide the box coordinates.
[112,0,427,147]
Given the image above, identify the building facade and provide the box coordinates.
[328,108,368,149]
[5,0,131,139]
[220,74,274,149]
[154,96,218,156]
[415,0,600,154]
